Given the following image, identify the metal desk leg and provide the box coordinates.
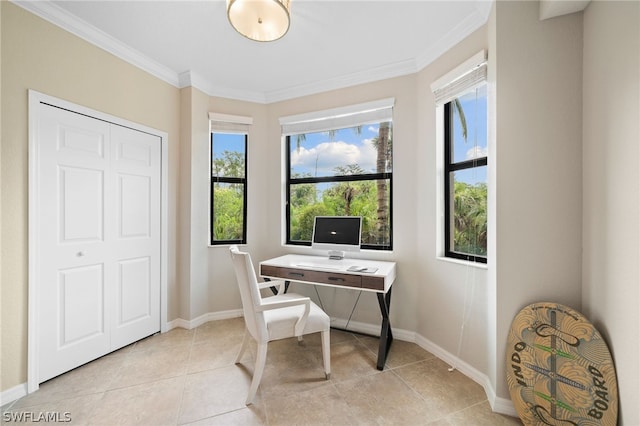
[376,287,393,370]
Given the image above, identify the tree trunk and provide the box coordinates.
[376,122,390,244]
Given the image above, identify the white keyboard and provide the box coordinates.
[295,263,342,271]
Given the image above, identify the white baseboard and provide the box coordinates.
[325,318,516,417]
[1,383,27,408]
[414,333,487,383]
[3,311,516,418]
[215,311,516,416]
[328,317,416,341]
[413,333,489,387]
[489,393,519,418]
[328,317,381,336]
[410,332,517,417]
[0,310,245,407]
[165,309,243,331]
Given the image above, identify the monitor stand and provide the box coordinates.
[327,250,345,260]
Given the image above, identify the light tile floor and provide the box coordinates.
[2,318,522,425]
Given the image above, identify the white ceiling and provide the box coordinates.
[17,0,494,103]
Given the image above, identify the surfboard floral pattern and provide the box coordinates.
[506,302,618,426]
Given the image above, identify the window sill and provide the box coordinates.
[208,243,247,248]
[283,244,394,259]
[436,256,488,270]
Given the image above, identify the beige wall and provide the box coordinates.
[178,91,270,321]
[204,25,490,378]
[201,75,425,334]
[0,0,3,394]
[0,2,180,391]
[178,86,211,321]
[3,2,638,422]
[492,0,584,401]
[416,25,490,375]
[206,96,268,315]
[583,1,640,423]
[262,76,420,329]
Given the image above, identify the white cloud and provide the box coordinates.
[291,140,377,175]
[466,145,488,160]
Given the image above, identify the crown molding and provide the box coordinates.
[415,5,489,71]
[180,71,268,103]
[264,58,417,104]
[13,0,180,87]
[14,0,492,105]
[539,0,590,20]
[475,0,494,22]
[181,59,418,104]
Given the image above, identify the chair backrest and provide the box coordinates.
[229,246,267,342]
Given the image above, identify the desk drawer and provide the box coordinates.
[261,265,362,289]
[361,275,385,291]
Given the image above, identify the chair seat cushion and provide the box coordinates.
[263,293,330,341]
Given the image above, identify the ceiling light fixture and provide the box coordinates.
[226,0,291,42]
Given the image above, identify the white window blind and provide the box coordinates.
[209,112,253,133]
[279,98,394,136]
[431,50,487,106]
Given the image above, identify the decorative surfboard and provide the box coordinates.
[506,302,618,426]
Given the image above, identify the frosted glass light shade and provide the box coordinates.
[227,0,291,42]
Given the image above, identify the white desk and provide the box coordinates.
[259,254,396,370]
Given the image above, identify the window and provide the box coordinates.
[444,85,487,263]
[281,100,394,250]
[432,51,488,263]
[210,132,247,245]
[209,113,252,245]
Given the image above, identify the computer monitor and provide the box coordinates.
[311,216,362,259]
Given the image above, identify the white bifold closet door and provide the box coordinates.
[36,104,161,383]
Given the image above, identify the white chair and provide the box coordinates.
[229,246,331,405]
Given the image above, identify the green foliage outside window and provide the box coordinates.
[453,181,487,256]
[213,150,245,178]
[444,84,487,262]
[289,175,390,247]
[213,182,245,241]
[211,133,247,244]
[287,121,392,249]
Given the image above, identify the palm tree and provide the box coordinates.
[453,182,487,255]
[371,122,392,245]
[453,98,468,141]
[294,124,388,245]
[294,127,361,152]
[331,164,364,216]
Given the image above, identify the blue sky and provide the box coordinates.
[452,85,488,185]
[452,85,488,162]
[212,91,487,185]
[211,133,245,159]
[290,124,381,177]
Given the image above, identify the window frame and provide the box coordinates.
[284,133,394,251]
[209,132,248,246]
[443,97,488,264]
